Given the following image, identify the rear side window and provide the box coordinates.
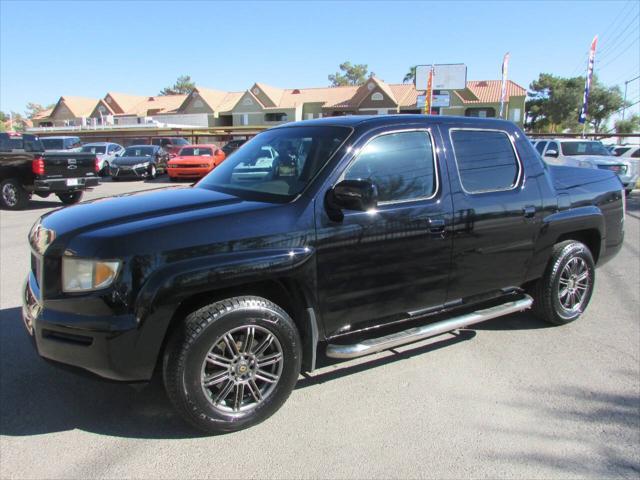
[344,131,436,203]
[535,141,547,154]
[451,129,520,193]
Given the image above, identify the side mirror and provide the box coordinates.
[327,179,378,216]
[545,149,559,158]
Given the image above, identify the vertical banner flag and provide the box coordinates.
[578,35,598,124]
[424,67,434,114]
[499,52,510,118]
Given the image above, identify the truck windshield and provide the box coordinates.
[41,139,64,150]
[124,147,155,157]
[197,126,351,202]
[81,146,107,154]
[561,141,611,156]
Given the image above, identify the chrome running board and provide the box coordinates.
[325,295,533,359]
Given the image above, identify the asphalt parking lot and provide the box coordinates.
[0,178,638,479]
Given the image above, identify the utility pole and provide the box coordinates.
[622,75,640,120]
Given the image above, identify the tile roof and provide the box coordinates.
[455,80,526,104]
[105,92,148,114]
[125,95,188,116]
[32,108,53,120]
[55,96,99,117]
[253,83,284,107]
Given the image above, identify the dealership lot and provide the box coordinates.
[0,180,638,479]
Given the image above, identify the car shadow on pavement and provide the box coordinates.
[0,306,204,439]
[472,311,552,331]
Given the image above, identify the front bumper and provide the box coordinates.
[110,165,150,179]
[167,166,210,178]
[34,176,99,192]
[22,272,150,381]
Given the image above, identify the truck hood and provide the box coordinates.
[39,186,276,255]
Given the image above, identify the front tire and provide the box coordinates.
[1,178,29,210]
[163,296,302,434]
[148,164,157,179]
[57,191,84,205]
[530,240,595,325]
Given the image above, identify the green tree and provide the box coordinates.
[25,102,55,119]
[0,111,7,132]
[403,66,417,84]
[328,62,371,86]
[615,114,640,135]
[586,80,625,133]
[526,73,583,133]
[159,75,195,95]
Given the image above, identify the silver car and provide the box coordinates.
[538,139,636,195]
[81,142,124,176]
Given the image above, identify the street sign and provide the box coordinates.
[432,92,451,107]
[416,64,467,90]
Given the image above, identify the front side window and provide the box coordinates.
[632,149,640,158]
[344,131,436,203]
[197,126,350,201]
[546,141,559,153]
[561,141,610,156]
[613,147,631,156]
[451,129,520,193]
[535,141,547,154]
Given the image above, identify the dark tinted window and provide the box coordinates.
[561,141,610,156]
[179,147,213,156]
[123,146,155,157]
[344,131,436,202]
[451,130,520,193]
[632,149,640,158]
[0,134,43,152]
[41,138,64,150]
[535,141,547,154]
[81,145,107,154]
[546,141,559,153]
[614,147,631,156]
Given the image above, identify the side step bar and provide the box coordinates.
[326,295,533,359]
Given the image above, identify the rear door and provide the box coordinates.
[314,126,454,337]
[441,126,543,302]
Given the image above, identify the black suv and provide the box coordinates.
[221,139,247,157]
[23,116,624,433]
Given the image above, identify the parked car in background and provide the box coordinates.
[81,142,124,176]
[221,139,247,157]
[615,145,640,190]
[167,144,225,181]
[40,136,83,152]
[0,132,99,209]
[110,145,168,181]
[539,138,636,195]
[22,116,625,434]
[151,137,190,156]
[230,145,278,182]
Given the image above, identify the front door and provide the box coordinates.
[314,127,454,338]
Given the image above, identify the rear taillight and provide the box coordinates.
[32,156,45,175]
[94,157,100,172]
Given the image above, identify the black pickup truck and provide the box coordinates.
[22,116,624,434]
[0,132,99,209]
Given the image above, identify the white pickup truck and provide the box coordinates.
[535,138,637,196]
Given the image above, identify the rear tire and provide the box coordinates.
[57,191,84,205]
[163,296,301,434]
[1,178,29,210]
[530,240,595,325]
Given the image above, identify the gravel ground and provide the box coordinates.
[1,179,638,479]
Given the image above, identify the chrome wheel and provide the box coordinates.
[2,183,18,207]
[201,325,283,414]
[558,257,590,312]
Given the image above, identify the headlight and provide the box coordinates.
[62,258,121,292]
[578,160,595,168]
[133,162,150,169]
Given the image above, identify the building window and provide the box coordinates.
[265,112,288,122]
[241,114,249,126]
[306,113,314,120]
[509,108,521,121]
[450,129,520,193]
[464,107,496,118]
[371,92,384,101]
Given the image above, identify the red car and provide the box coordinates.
[167,144,226,181]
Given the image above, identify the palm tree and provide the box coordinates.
[403,66,417,84]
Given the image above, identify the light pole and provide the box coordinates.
[622,75,640,120]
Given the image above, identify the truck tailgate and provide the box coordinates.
[43,152,97,179]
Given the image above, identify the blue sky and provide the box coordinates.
[1,0,639,117]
